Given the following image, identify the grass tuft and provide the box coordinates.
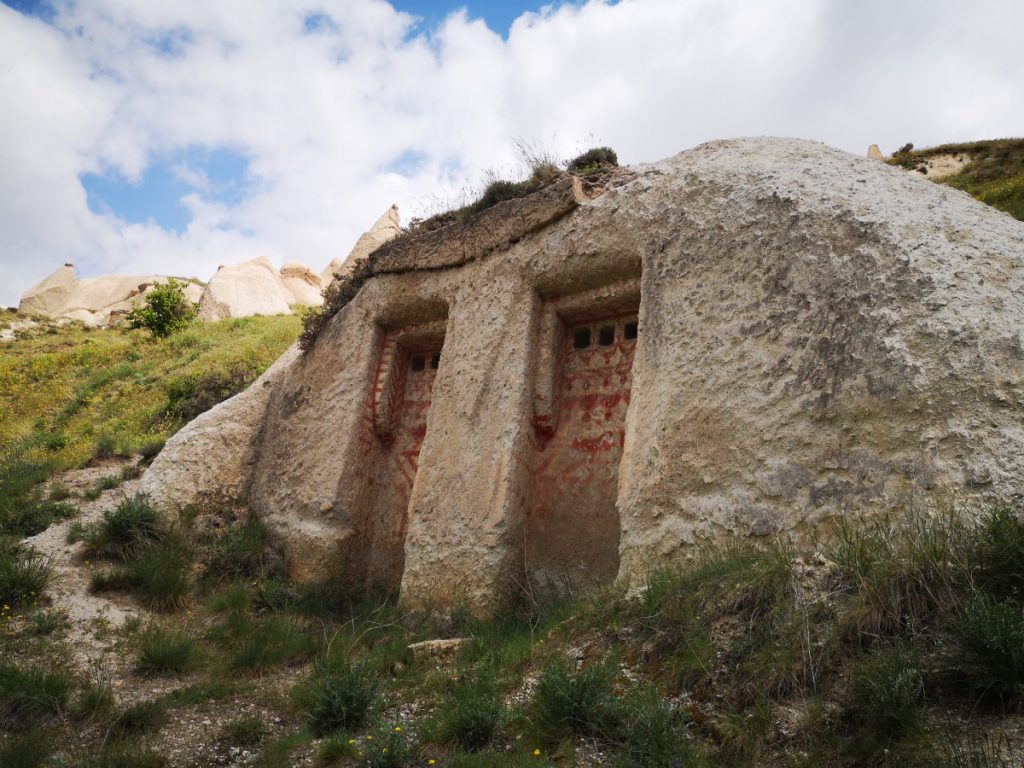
[136,623,198,675]
[305,659,380,736]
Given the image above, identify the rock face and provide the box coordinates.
[320,205,402,285]
[143,138,1024,614]
[280,261,325,307]
[197,257,296,321]
[18,264,203,326]
[867,144,884,160]
[18,264,79,317]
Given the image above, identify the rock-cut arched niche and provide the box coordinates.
[359,311,448,593]
[527,275,641,591]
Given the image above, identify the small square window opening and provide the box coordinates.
[624,321,638,340]
[430,352,441,369]
[573,328,592,349]
[598,325,616,346]
[410,354,426,372]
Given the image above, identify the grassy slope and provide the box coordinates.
[0,313,300,536]
[889,138,1024,220]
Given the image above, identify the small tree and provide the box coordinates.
[126,279,197,337]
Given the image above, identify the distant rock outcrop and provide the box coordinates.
[320,205,402,286]
[18,264,203,326]
[196,257,296,322]
[18,264,78,317]
[279,261,324,307]
[17,208,401,324]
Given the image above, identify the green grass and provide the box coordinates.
[136,623,198,674]
[0,315,300,538]
[428,667,504,751]
[0,537,53,608]
[76,494,162,560]
[533,658,621,741]
[223,714,266,745]
[303,659,380,736]
[0,662,73,727]
[0,729,51,768]
[201,514,279,584]
[889,138,1024,220]
[109,699,168,737]
[90,537,192,611]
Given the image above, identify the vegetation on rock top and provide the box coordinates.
[889,138,1024,221]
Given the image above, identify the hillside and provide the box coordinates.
[888,138,1024,221]
[0,313,300,538]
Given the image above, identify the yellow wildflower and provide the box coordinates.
[394,726,402,732]
[533,748,541,756]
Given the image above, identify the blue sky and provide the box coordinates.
[2,0,1022,306]
[5,0,563,243]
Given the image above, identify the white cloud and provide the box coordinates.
[1,0,1022,306]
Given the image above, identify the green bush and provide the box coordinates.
[847,647,924,744]
[77,494,162,560]
[566,146,618,174]
[958,595,1024,699]
[126,278,197,338]
[533,659,621,740]
[432,668,504,751]
[164,362,260,422]
[0,538,52,608]
[224,714,266,745]
[203,515,278,583]
[136,624,198,674]
[618,691,697,768]
[306,660,380,736]
[109,699,167,737]
[970,507,1024,601]
[91,538,192,612]
[362,722,411,768]
[226,615,318,671]
[0,663,72,727]
[0,729,50,768]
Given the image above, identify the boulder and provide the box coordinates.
[18,263,78,317]
[320,205,401,285]
[279,261,324,307]
[143,138,1024,614]
[197,257,295,321]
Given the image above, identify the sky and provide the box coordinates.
[1,1,1023,307]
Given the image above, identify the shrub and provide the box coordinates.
[110,699,167,737]
[203,515,277,583]
[957,595,1024,699]
[0,539,52,608]
[126,278,197,338]
[846,646,924,744]
[136,624,198,674]
[79,494,162,560]
[224,714,266,745]
[94,432,118,459]
[362,722,411,768]
[0,663,72,727]
[0,729,50,768]
[163,363,260,422]
[970,507,1024,601]
[91,538,192,612]
[533,659,621,740]
[566,146,618,174]
[306,660,380,735]
[226,615,318,671]
[432,668,504,751]
[75,678,115,720]
[618,691,696,768]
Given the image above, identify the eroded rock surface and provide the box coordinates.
[144,138,1024,613]
[197,256,296,321]
[320,205,402,285]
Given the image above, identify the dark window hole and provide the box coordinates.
[573,328,592,349]
[598,325,615,346]
[624,321,638,340]
[410,354,426,372]
[430,351,441,369]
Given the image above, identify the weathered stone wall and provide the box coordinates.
[144,137,1024,614]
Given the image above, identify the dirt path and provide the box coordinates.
[26,459,145,667]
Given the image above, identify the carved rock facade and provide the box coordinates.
[142,138,1024,613]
